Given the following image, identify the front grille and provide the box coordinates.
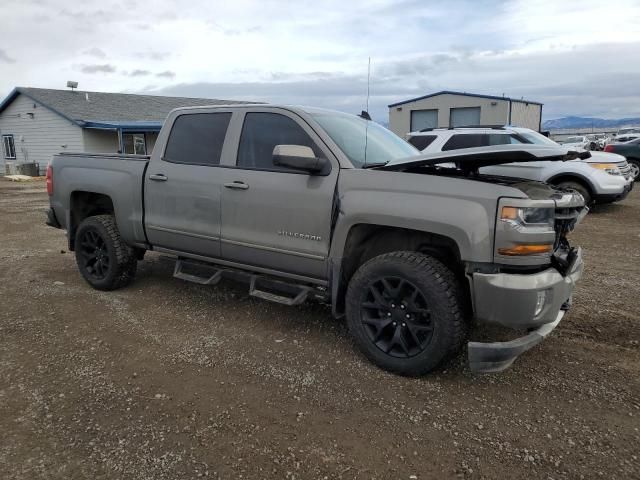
[617,161,632,180]
[553,192,587,248]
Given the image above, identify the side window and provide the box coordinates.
[487,134,525,145]
[237,113,320,171]
[164,113,231,166]
[441,134,484,151]
[2,134,16,159]
[408,135,437,151]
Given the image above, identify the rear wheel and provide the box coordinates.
[555,180,592,206]
[345,251,466,376]
[74,215,137,291]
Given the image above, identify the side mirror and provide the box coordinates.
[272,145,328,174]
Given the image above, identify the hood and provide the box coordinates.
[375,144,590,173]
[584,150,627,164]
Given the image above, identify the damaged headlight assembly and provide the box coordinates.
[495,200,556,260]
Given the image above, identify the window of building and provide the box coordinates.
[407,135,437,151]
[410,109,438,131]
[123,133,147,155]
[237,113,320,171]
[164,113,232,166]
[449,107,481,127]
[2,135,16,159]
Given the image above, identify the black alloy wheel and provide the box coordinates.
[360,276,433,358]
[77,228,111,281]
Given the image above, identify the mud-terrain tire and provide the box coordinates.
[345,251,466,376]
[74,215,137,291]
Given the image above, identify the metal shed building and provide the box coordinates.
[388,91,543,137]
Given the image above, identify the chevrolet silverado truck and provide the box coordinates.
[46,105,586,375]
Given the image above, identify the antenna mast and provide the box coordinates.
[366,56,371,113]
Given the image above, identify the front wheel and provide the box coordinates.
[629,159,640,181]
[345,252,467,376]
[74,215,137,291]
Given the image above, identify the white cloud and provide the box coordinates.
[0,0,639,121]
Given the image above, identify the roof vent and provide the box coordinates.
[66,81,78,91]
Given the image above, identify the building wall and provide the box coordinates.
[0,93,83,174]
[510,101,542,131]
[83,129,120,153]
[389,94,510,137]
[388,93,543,137]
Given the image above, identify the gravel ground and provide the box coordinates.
[0,179,638,479]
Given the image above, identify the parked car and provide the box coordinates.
[407,126,634,205]
[557,136,591,150]
[604,138,640,180]
[46,105,587,375]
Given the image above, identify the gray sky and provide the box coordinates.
[1,0,639,122]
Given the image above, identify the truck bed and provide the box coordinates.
[49,152,150,247]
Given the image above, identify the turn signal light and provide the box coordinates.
[46,165,53,195]
[498,244,553,256]
[603,144,614,152]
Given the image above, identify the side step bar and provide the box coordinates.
[173,259,223,285]
[249,276,310,306]
[172,257,319,306]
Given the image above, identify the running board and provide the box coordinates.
[249,276,310,306]
[173,258,223,285]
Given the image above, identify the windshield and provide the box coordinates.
[518,130,559,146]
[308,110,418,167]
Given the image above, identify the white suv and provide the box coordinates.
[407,126,634,205]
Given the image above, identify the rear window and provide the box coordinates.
[407,135,437,151]
[164,113,232,166]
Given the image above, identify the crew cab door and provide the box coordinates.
[220,109,339,279]
[144,110,235,257]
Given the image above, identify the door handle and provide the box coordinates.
[149,173,168,181]
[224,181,249,190]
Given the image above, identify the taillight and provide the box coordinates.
[46,165,53,195]
[604,144,614,152]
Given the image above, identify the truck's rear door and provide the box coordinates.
[143,111,234,257]
[219,109,339,279]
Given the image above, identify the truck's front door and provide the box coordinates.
[220,110,339,279]
[144,111,234,258]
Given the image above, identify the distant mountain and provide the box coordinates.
[543,116,640,130]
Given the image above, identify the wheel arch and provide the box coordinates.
[546,173,596,196]
[68,191,115,250]
[330,223,465,317]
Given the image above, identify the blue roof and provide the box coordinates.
[388,90,543,108]
[81,120,163,131]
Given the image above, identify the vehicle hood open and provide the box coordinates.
[374,144,591,173]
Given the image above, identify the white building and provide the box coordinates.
[0,87,246,175]
[388,91,543,137]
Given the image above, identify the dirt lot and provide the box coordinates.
[0,179,638,479]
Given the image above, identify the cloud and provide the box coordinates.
[128,69,152,77]
[156,71,176,79]
[78,64,117,74]
[0,49,15,64]
[82,47,107,59]
[136,51,171,61]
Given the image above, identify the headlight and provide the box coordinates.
[500,206,555,228]
[589,163,621,175]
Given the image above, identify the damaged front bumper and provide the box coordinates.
[468,247,583,373]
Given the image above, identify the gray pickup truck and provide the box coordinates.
[46,105,586,375]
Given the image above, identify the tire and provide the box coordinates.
[345,251,467,376]
[74,215,137,291]
[555,180,592,206]
[628,159,640,181]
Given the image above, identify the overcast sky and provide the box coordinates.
[1,0,639,122]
